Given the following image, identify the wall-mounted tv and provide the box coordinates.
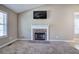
[33,11,47,19]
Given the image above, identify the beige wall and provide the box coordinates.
[18,5,79,41]
[0,5,17,46]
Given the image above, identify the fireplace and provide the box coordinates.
[31,25,49,40]
[35,32,46,40]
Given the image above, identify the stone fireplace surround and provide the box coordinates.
[31,24,49,41]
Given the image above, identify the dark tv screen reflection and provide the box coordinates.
[33,11,47,19]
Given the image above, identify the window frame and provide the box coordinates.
[0,10,8,39]
[74,12,79,35]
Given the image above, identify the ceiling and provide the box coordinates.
[3,4,43,13]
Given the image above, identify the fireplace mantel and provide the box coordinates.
[31,24,49,29]
[31,24,49,40]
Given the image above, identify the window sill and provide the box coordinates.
[0,36,8,39]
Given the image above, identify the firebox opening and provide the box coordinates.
[34,32,46,40]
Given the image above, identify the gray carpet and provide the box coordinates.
[0,40,79,54]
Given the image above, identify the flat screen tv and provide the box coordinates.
[33,11,47,19]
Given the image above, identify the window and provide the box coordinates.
[74,12,79,34]
[0,11,7,37]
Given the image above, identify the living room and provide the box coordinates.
[0,4,79,54]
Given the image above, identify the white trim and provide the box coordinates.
[17,39,73,43]
[46,40,74,42]
[0,39,17,48]
[0,11,8,38]
[17,38,30,40]
[73,12,79,35]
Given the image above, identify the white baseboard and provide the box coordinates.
[47,40,74,42]
[17,38,73,42]
[0,39,17,48]
[17,38,31,40]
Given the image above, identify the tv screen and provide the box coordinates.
[33,11,47,19]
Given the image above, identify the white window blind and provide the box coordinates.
[0,11,7,37]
